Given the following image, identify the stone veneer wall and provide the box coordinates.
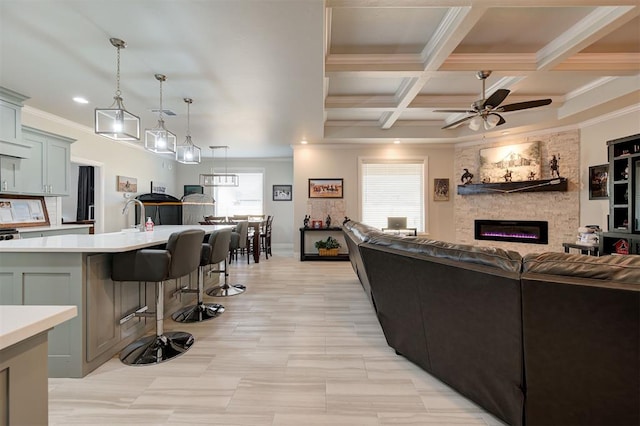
[306,199,346,228]
[454,129,579,255]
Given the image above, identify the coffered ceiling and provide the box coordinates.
[0,0,638,158]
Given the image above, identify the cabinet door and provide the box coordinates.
[47,138,71,196]
[0,156,20,193]
[635,159,640,233]
[19,130,46,194]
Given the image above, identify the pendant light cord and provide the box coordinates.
[115,45,121,97]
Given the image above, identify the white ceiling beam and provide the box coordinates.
[555,53,640,72]
[558,75,640,119]
[327,0,640,7]
[325,94,564,109]
[537,5,640,70]
[327,52,640,73]
[380,5,487,129]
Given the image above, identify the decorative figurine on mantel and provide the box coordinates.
[481,176,491,184]
[325,215,332,228]
[303,215,310,229]
[461,168,474,184]
[503,169,513,182]
[528,171,536,181]
[343,216,350,225]
[550,154,561,178]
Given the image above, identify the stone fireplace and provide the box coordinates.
[454,129,579,255]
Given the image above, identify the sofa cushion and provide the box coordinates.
[523,252,640,285]
[367,233,522,273]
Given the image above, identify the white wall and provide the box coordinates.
[22,108,177,233]
[292,144,456,256]
[579,108,640,231]
[175,157,294,248]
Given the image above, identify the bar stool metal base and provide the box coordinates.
[206,284,246,297]
[171,302,225,323]
[119,331,194,365]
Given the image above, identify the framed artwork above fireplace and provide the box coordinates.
[479,142,541,183]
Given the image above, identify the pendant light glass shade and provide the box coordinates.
[200,146,239,187]
[95,38,140,140]
[145,74,177,154]
[484,114,500,130]
[468,116,482,131]
[176,98,201,164]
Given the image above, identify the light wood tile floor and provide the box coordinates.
[49,250,507,425]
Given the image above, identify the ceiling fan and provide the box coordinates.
[436,71,552,131]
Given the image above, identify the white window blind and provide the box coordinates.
[212,172,264,217]
[360,159,425,231]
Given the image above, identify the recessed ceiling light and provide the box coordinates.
[73,96,89,104]
[300,139,308,145]
[502,131,509,135]
[393,139,400,144]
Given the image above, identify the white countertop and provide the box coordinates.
[0,305,77,350]
[0,224,229,253]
[18,224,93,233]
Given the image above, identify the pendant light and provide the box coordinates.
[95,38,140,140]
[176,98,202,164]
[199,146,239,187]
[145,74,177,154]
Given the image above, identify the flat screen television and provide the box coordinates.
[184,185,204,196]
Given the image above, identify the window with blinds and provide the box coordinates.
[212,172,264,217]
[359,159,425,231]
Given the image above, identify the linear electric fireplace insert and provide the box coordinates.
[475,220,548,244]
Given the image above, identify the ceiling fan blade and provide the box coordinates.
[492,113,506,126]
[483,89,510,109]
[498,98,552,112]
[434,109,475,113]
[442,115,474,130]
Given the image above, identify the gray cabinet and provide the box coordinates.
[0,87,30,159]
[20,126,74,196]
[0,156,20,193]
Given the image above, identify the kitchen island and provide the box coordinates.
[0,305,77,425]
[0,225,226,378]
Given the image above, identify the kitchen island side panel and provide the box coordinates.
[0,252,84,378]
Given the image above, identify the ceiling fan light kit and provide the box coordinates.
[94,38,140,141]
[437,70,552,132]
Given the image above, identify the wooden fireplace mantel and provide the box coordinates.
[457,177,568,196]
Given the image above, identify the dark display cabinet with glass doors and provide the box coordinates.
[600,133,640,255]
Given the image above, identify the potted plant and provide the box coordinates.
[314,236,341,256]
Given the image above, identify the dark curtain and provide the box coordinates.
[76,166,94,221]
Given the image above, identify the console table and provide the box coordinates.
[299,227,349,261]
[382,228,417,236]
[562,242,599,256]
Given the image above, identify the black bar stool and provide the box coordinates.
[172,228,229,322]
[206,228,246,297]
[111,229,205,365]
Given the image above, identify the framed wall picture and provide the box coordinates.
[308,178,343,199]
[434,178,450,201]
[589,164,609,200]
[150,181,167,194]
[0,195,50,228]
[479,141,541,183]
[117,176,137,193]
[273,184,292,201]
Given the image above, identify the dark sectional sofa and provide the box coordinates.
[343,220,640,426]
